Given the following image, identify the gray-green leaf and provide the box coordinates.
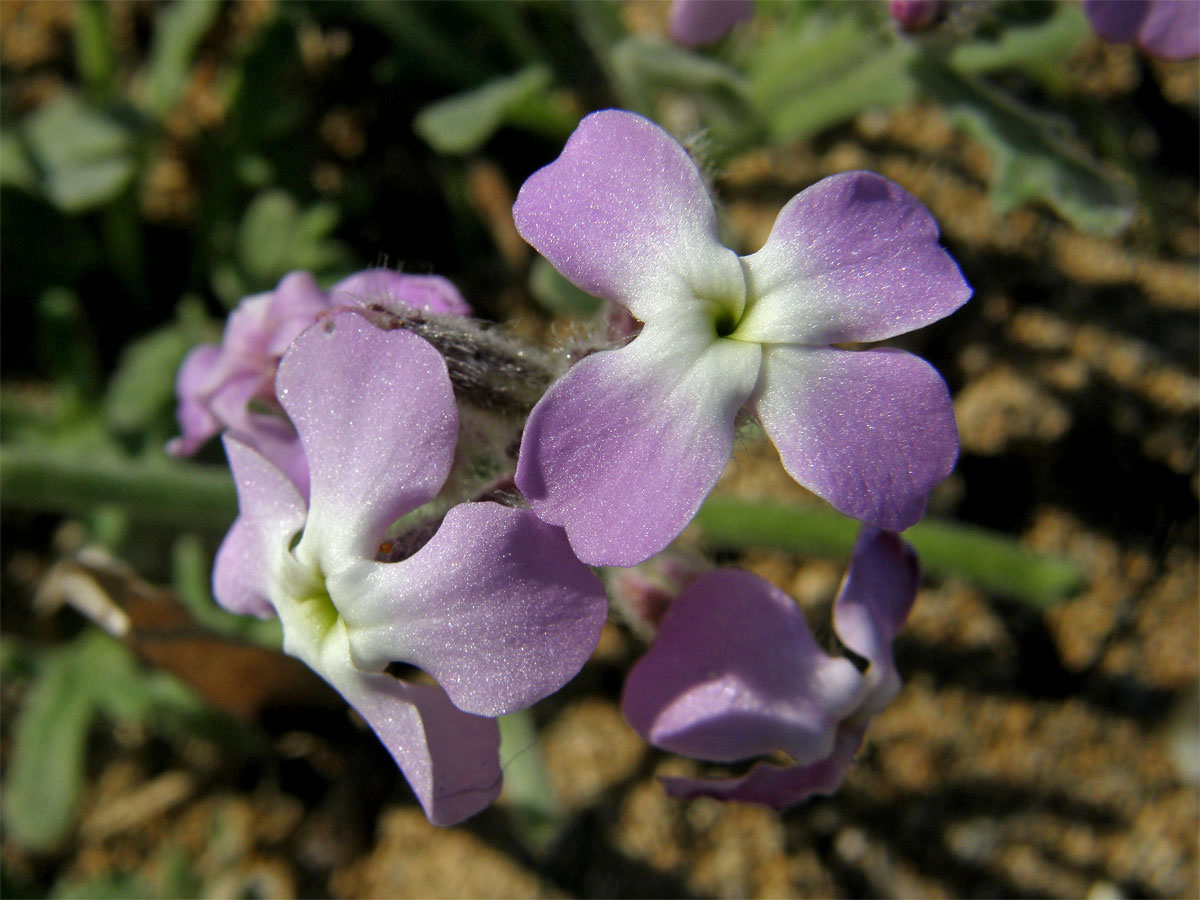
[922,63,1136,236]
[17,94,139,212]
[414,65,558,155]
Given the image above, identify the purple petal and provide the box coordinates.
[278,312,458,568]
[216,292,273,368]
[334,503,608,717]
[212,519,275,619]
[204,371,273,435]
[1083,0,1150,42]
[204,373,310,498]
[170,273,329,457]
[736,172,971,345]
[753,345,958,532]
[512,109,745,323]
[668,0,755,47]
[329,666,502,826]
[621,569,865,764]
[167,344,223,457]
[233,419,310,502]
[212,435,307,618]
[515,319,760,567]
[331,269,472,317]
[659,726,866,810]
[261,271,334,357]
[1137,0,1200,59]
[833,528,919,715]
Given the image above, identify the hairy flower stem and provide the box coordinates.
[358,304,563,415]
[352,304,579,559]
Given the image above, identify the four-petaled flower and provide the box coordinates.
[216,309,607,825]
[513,110,971,567]
[622,528,918,809]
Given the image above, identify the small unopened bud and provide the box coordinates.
[889,0,942,32]
[609,551,711,640]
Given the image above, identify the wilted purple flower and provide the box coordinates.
[169,269,471,494]
[513,110,970,567]
[668,0,755,47]
[621,528,918,809]
[215,310,606,825]
[1083,0,1200,60]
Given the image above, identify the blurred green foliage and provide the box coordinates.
[1,631,209,851]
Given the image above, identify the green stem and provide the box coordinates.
[0,446,237,530]
[74,0,117,102]
[692,495,1084,608]
[497,709,563,855]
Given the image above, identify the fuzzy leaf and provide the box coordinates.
[415,65,556,154]
[231,190,349,296]
[949,3,1092,83]
[2,639,98,849]
[0,129,37,191]
[139,0,222,117]
[103,329,191,434]
[18,94,138,212]
[529,256,603,318]
[748,13,917,142]
[923,64,1136,236]
[609,36,759,152]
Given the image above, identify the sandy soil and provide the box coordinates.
[1,5,1196,898]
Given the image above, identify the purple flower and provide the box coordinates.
[668,0,755,47]
[1083,0,1200,60]
[621,528,918,809]
[512,110,970,567]
[215,309,607,825]
[169,269,471,494]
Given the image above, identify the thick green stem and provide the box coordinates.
[0,446,237,530]
[692,495,1084,608]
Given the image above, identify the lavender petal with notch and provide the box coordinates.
[621,569,865,764]
[752,345,958,532]
[333,502,608,717]
[512,109,745,323]
[278,312,458,569]
[516,318,760,567]
[736,172,971,345]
